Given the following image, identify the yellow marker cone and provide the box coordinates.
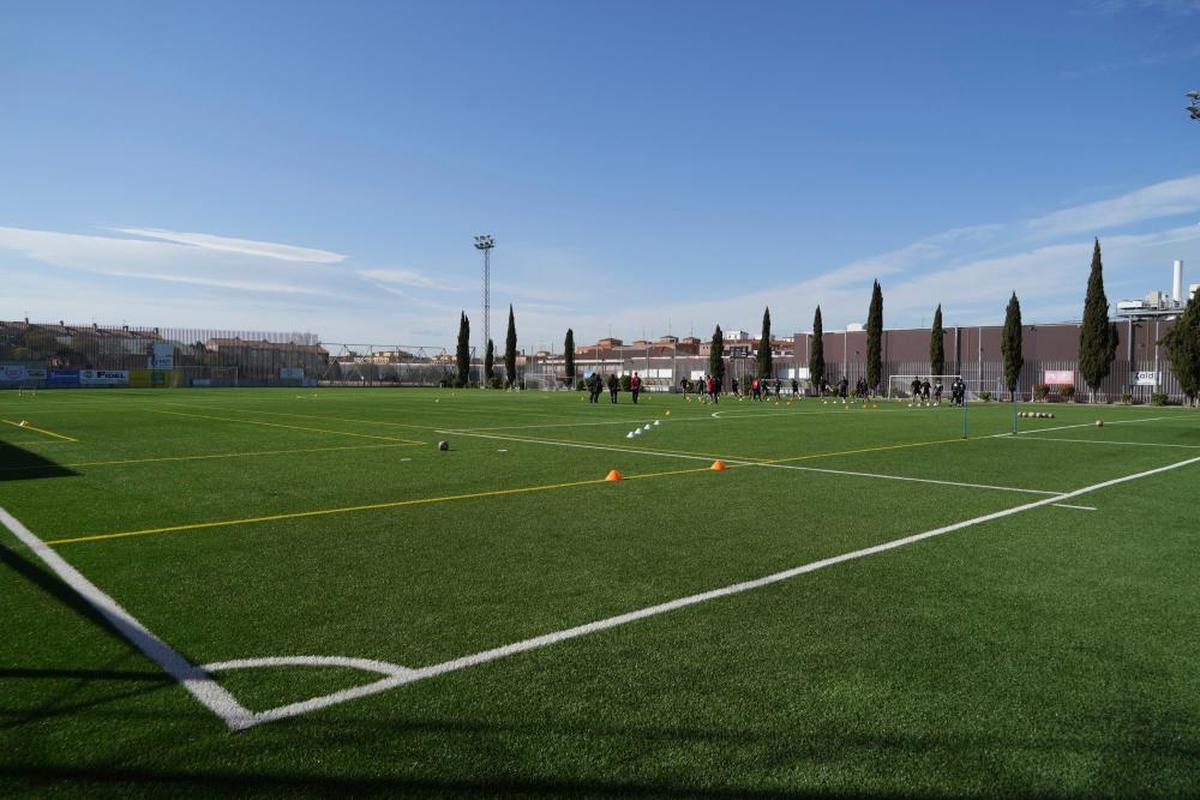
[710,460,728,471]
[605,469,624,481]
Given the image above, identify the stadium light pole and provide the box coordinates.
[1187,90,1199,121]
[473,234,495,387]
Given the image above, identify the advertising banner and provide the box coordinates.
[1133,371,1159,387]
[280,367,305,380]
[147,342,174,369]
[80,369,129,386]
[1043,369,1074,385]
[47,369,80,387]
[130,369,183,388]
[1,364,29,382]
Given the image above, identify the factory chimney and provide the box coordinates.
[1173,259,1184,303]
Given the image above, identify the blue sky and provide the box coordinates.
[2,0,1199,351]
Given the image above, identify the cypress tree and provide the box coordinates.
[757,307,773,378]
[1002,292,1024,399]
[484,338,495,384]
[563,328,575,388]
[1078,238,1119,402]
[866,279,883,391]
[809,306,825,391]
[455,312,471,387]
[1161,289,1200,405]
[930,304,945,378]
[709,324,726,388]
[504,304,517,387]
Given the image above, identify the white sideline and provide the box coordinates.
[0,506,254,731]
[1002,435,1200,450]
[438,428,1063,498]
[223,454,1200,730]
[991,416,1173,438]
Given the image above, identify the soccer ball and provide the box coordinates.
[437,440,449,451]
[1095,420,1104,427]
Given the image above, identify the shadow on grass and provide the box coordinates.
[0,766,925,799]
[0,441,77,481]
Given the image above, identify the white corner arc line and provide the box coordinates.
[231,454,1200,730]
[0,506,254,731]
[203,655,414,678]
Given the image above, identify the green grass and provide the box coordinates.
[1,387,1198,798]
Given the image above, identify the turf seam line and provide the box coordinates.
[225,453,1200,731]
[0,506,254,731]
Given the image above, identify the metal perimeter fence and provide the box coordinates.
[1,320,1192,402]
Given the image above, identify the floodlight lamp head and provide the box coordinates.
[1188,90,1200,100]
[473,234,495,250]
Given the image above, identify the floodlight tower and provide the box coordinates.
[1188,90,1200,121]
[474,234,495,383]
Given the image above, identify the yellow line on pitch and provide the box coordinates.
[0,442,420,473]
[470,429,966,467]
[149,409,425,444]
[0,419,78,442]
[45,465,713,547]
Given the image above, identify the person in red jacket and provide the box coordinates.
[707,373,719,404]
[630,371,642,404]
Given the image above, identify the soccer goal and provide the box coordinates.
[887,374,963,402]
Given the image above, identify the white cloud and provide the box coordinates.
[115,227,347,263]
[1026,175,1200,238]
[358,268,463,292]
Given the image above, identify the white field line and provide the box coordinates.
[992,416,1173,438]
[455,406,900,432]
[1050,503,1097,511]
[229,454,1200,730]
[0,506,254,731]
[1002,435,1200,450]
[439,429,1063,498]
[204,655,414,678]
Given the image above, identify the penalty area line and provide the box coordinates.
[232,453,1200,730]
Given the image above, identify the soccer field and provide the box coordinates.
[2,387,1198,798]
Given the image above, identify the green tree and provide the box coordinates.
[809,306,825,392]
[930,304,945,378]
[709,324,726,388]
[1078,238,1120,402]
[866,279,883,391]
[757,307,773,378]
[1160,289,1200,405]
[504,304,517,387]
[563,328,576,388]
[484,338,495,384]
[455,312,471,387]
[1002,292,1024,399]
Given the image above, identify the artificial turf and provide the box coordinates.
[1,387,1197,798]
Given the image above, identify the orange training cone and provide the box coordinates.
[605,469,624,481]
[710,460,728,471]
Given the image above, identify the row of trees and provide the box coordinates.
[454,305,519,387]
[455,237,1200,402]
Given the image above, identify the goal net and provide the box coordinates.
[887,374,965,402]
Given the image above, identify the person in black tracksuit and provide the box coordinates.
[607,372,619,403]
